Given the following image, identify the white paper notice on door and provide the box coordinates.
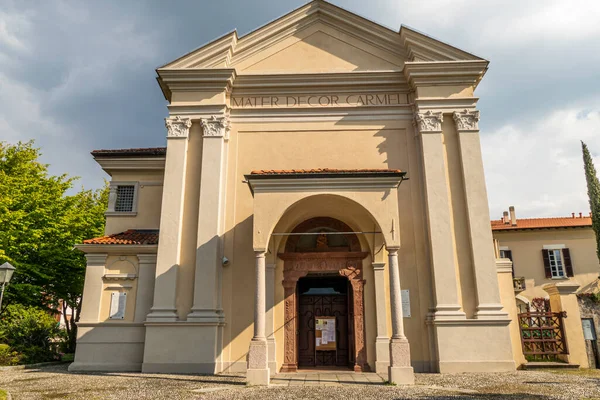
[401,289,411,318]
[110,292,127,319]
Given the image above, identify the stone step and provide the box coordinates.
[522,362,580,370]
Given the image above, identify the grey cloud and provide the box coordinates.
[1,0,599,218]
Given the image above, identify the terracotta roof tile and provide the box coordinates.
[83,229,159,245]
[250,168,403,175]
[491,216,592,231]
[91,147,166,157]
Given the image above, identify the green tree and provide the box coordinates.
[582,141,600,266]
[0,141,108,352]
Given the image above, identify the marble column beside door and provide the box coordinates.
[387,248,414,385]
[247,251,270,385]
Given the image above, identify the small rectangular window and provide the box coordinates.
[115,185,135,212]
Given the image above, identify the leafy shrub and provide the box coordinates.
[0,304,60,364]
[0,343,21,366]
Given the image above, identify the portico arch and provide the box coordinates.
[279,216,370,372]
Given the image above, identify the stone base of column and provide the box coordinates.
[145,308,178,322]
[433,304,466,320]
[388,338,414,385]
[247,340,270,386]
[389,366,415,385]
[474,303,509,319]
[267,338,277,376]
[375,337,390,374]
[187,309,222,323]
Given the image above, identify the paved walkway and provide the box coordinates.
[271,371,386,386]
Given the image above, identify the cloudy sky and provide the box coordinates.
[1,0,599,219]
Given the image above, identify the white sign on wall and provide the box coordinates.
[110,292,127,320]
[401,289,411,318]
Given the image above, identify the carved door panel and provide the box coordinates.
[298,295,349,368]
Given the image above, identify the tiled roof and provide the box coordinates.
[491,216,592,231]
[91,147,166,157]
[250,168,403,175]
[83,229,159,245]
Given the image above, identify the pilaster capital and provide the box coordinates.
[165,116,192,138]
[84,253,108,266]
[137,254,157,264]
[453,109,480,131]
[201,114,230,140]
[372,262,386,271]
[414,110,443,133]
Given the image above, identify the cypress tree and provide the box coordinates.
[582,141,600,266]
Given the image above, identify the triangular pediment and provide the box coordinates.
[160,0,483,72]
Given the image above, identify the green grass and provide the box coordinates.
[547,368,600,377]
[0,389,7,400]
[61,353,74,362]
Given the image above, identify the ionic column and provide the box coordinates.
[79,254,107,323]
[146,116,192,322]
[373,262,390,374]
[247,251,270,386]
[265,263,277,374]
[453,110,506,319]
[188,114,230,322]
[387,248,414,385]
[415,110,465,320]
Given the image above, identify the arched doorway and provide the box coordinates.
[279,217,369,372]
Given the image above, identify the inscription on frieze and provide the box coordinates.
[231,93,407,108]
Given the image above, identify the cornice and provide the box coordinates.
[246,176,405,195]
[75,244,158,255]
[399,26,484,62]
[156,69,237,101]
[232,71,408,93]
[403,60,489,89]
[94,157,165,173]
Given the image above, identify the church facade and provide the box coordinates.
[70,1,522,385]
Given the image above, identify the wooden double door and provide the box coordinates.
[297,277,353,368]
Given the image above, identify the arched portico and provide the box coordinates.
[244,169,414,385]
[278,217,369,372]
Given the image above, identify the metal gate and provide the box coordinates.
[518,311,568,359]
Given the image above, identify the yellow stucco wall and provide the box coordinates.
[494,228,599,299]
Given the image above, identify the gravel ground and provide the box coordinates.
[1,364,600,399]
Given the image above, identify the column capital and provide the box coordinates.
[255,251,266,259]
[165,116,192,139]
[414,110,443,133]
[386,246,400,254]
[201,114,230,140]
[453,109,480,131]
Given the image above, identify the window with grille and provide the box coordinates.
[115,185,135,212]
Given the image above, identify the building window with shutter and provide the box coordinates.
[542,246,574,279]
[106,182,139,215]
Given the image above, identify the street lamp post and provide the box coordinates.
[0,262,16,310]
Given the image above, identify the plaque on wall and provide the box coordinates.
[582,318,596,340]
[109,292,127,320]
[315,317,336,351]
[402,289,411,318]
